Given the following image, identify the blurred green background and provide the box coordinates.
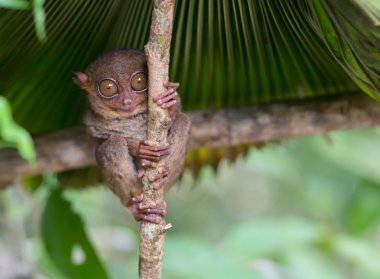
[1,128,380,279]
[2,0,380,278]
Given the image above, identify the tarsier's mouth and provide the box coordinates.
[112,106,136,113]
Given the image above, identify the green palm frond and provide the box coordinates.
[0,0,29,10]
[0,0,379,135]
[309,0,380,99]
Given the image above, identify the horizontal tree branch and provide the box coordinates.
[1,93,379,184]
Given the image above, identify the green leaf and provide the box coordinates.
[33,0,46,42]
[342,180,380,234]
[310,0,380,99]
[0,0,360,134]
[0,96,35,164]
[22,175,44,192]
[41,188,109,279]
[0,0,29,9]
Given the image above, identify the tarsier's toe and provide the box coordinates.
[127,195,167,224]
[153,177,169,190]
[139,215,161,224]
[148,167,168,181]
[138,166,169,190]
[131,193,143,203]
[139,203,167,216]
[141,159,157,168]
[147,167,169,190]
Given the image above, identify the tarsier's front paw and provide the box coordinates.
[127,194,167,224]
[153,81,180,109]
[139,140,170,168]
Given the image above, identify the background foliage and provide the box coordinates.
[2,129,380,278]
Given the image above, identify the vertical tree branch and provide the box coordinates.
[139,1,175,278]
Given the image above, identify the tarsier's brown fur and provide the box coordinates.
[73,49,191,223]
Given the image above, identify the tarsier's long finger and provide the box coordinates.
[139,214,161,224]
[141,159,157,168]
[153,177,169,190]
[140,155,160,162]
[137,169,145,178]
[157,92,178,105]
[160,100,177,109]
[132,193,143,203]
[141,141,169,151]
[140,149,170,158]
[153,88,175,102]
[141,145,170,152]
[138,202,167,215]
[148,170,168,182]
[163,81,180,90]
[139,207,167,216]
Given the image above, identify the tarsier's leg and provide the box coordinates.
[163,112,191,191]
[96,136,166,223]
[96,136,139,205]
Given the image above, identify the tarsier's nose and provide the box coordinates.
[123,98,132,106]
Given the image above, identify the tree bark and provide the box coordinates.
[1,93,380,186]
[139,1,175,278]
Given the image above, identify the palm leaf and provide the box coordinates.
[2,0,373,135]
[309,0,380,99]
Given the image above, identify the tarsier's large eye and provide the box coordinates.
[98,79,118,98]
[131,72,148,92]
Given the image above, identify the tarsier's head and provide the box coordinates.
[73,48,148,119]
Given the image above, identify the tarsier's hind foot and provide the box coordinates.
[129,167,169,223]
[138,166,169,190]
[126,194,167,224]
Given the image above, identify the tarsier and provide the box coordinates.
[73,49,191,223]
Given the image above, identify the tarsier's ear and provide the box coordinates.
[73,72,90,89]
